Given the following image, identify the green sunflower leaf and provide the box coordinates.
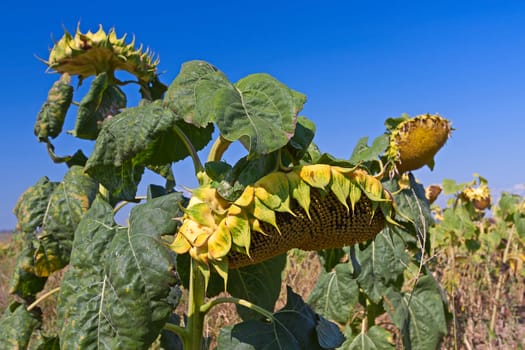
[34,73,73,141]
[0,302,41,349]
[72,72,126,140]
[85,100,213,200]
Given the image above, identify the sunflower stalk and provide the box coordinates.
[185,259,207,350]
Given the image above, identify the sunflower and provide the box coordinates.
[46,25,159,84]
[386,114,452,174]
[171,164,395,284]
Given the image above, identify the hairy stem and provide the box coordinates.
[27,287,60,312]
[200,297,274,320]
[112,196,147,214]
[45,140,72,164]
[277,149,293,172]
[185,259,206,350]
[207,135,232,163]
[373,159,386,180]
[172,124,204,174]
[163,322,188,344]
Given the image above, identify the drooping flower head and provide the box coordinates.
[461,184,491,211]
[46,25,159,85]
[170,164,396,285]
[386,114,452,174]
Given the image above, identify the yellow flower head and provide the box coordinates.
[386,114,452,174]
[171,164,396,287]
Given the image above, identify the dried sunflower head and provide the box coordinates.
[425,184,443,205]
[386,114,452,174]
[46,25,159,84]
[461,184,491,211]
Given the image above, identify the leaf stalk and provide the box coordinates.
[163,322,188,343]
[112,196,147,214]
[172,124,204,174]
[27,287,60,312]
[207,135,232,163]
[200,297,274,321]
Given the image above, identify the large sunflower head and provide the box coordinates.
[46,25,159,84]
[386,114,452,174]
[170,164,396,284]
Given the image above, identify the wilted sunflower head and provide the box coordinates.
[425,184,443,205]
[461,184,491,211]
[386,114,452,175]
[46,25,159,84]
[170,164,396,287]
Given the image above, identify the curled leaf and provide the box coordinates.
[34,73,73,140]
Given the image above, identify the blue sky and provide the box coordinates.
[1,1,524,229]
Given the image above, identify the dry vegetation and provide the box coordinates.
[0,233,15,311]
[434,249,525,350]
[1,233,523,349]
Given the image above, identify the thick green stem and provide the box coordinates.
[172,124,204,174]
[163,323,188,344]
[176,264,275,349]
[185,259,206,350]
[207,135,232,163]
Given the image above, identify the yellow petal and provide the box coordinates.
[179,219,213,244]
[256,172,290,203]
[226,213,251,255]
[235,186,255,207]
[208,220,232,259]
[228,204,243,216]
[253,197,279,234]
[170,233,191,254]
[184,202,217,228]
[254,186,281,210]
[300,164,331,189]
[330,168,350,211]
[288,171,311,219]
[212,259,229,291]
[348,183,362,212]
